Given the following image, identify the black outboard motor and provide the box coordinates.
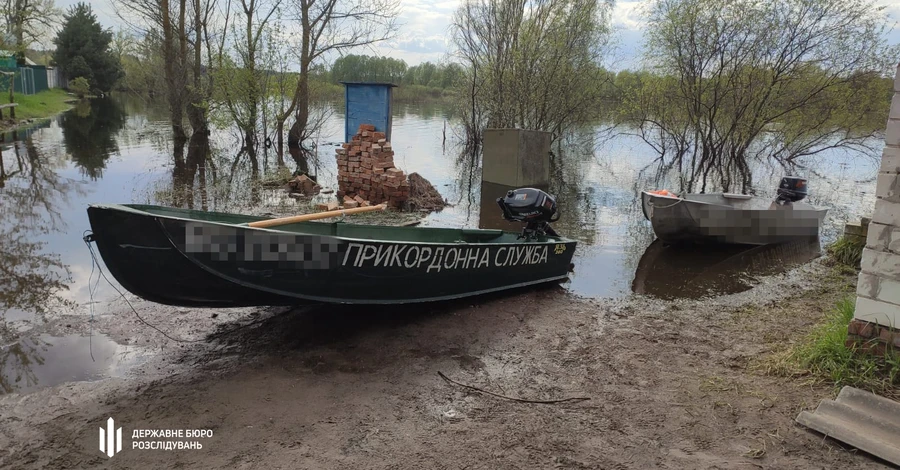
[497,188,561,239]
[775,176,808,206]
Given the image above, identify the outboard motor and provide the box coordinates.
[497,188,561,240]
[775,176,808,206]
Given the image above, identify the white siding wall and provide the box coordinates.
[856,62,900,328]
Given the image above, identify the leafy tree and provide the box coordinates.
[624,0,898,193]
[1,0,61,63]
[52,2,123,93]
[451,0,614,144]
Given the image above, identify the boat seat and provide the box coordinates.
[722,193,752,200]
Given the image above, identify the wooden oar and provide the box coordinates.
[247,203,387,228]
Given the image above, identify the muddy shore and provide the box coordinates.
[0,258,891,469]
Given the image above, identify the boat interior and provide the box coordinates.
[119,204,563,244]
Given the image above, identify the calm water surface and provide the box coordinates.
[0,94,881,394]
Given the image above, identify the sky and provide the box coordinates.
[59,0,900,70]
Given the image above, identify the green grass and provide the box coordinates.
[767,295,900,398]
[825,235,865,268]
[3,88,76,121]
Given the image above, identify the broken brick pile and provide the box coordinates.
[336,124,409,209]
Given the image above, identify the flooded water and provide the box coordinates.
[0,93,882,394]
[1,333,149,394]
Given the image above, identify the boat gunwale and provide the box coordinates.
[88,203,579,246]
[640,190,828,214]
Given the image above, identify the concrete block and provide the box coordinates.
[482,128,551,187]
[861,247,900,278]
[883,147,900,174]
[845,222,868,237]
[895,65,900,91]
[857,272,900,306]
[886,118,900,146]
[876,173,900,203]
[866,222,894,252]
[857,272,879,299]
[855,296,900,327]
[892,93,900,115]
[873,198,900,225]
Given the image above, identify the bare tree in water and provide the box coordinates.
[622,0,898,194]
[114,0,217,151]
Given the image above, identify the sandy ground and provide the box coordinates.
[0,258,894,469]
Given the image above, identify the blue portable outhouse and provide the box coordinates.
[341,82,396,143]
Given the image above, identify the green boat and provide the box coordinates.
[85,188,577,306]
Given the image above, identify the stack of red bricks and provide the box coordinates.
[846,318,900,357]
[336,124,409,209]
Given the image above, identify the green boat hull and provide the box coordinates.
[86,204,577,306]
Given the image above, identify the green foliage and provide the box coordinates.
[67,77,90,98]
[775,296,900,398]
[452,0,614,141]
[53,2,123,93]
[623,0,898,193]
[330,54,464,92]
[826,235,866,268]
[114,29,165,95]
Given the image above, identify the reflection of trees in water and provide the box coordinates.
[453,144,481,226]
[170,131,214,211]
[60,98,128,180]
[0,335,49,394]
[157,129,271,213]
[548,132,600,245]
[0,134,80,393]
[0,136,77,316]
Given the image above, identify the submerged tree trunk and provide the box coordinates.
[275,120,285,167]
[287,69,309,174]
[162,0,187,144]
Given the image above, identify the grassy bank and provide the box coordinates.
[759,241,900,398]
[6,88,76,121]
[768,294,900,397]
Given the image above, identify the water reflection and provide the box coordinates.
[0,133,78,317]
[1,334,148,394]
[631,237,823,300]
[60,97,127,179]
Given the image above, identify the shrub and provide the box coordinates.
[67,77,91,98]
[826,235,865,268]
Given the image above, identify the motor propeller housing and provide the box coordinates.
[497,188,560,239]
[775,176,808,205]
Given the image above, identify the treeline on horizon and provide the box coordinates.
[115,49,895,116]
